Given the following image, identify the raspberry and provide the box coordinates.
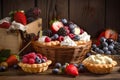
[28,58,35,64]
[58,36,64,42]
[68,33,75,39]
[45,36,51,42]
[80,29,84,34]
[42,56,47,61]
[37,54,43,59]
[27,52,37,59]
[22,57,28,63]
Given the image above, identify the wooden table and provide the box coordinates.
[0,67,120,80]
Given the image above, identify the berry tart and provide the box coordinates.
[32,18,92,64]
[82,54,117,74]
[18,52,52,73]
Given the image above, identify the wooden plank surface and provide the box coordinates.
[70,0,105,38]
[106,0,120,32]
[2,0,34,17]
[0,67,120,80]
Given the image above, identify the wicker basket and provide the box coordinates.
[91,50,120,66]
[32,41,92,65]
[18,60,52,73]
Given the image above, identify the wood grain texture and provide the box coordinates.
[2,0,34,17]
[106,0,120,32]
[56,0,69,19]
[37,0,47,29]
[70,0,105,38]
[0,0,2,19]
[0,67,120,80]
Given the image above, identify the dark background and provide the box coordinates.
[0,0,120,38]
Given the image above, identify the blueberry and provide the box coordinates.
[51,34,59,40]
[105,50,111,55]
[111,50,117,55]
[103,47,109,52]
[0,66,6,72]
[94,47,100,52]
[55,63,62,69]
[69,23,75,30]
[13,64,20,69]
[108,45,114,51]
[86,52,91,57]
[102,42,108,47]
[98,49,104,54]
[74,35,80,41]
[100,37,106,42]
[73,63,79,68]
[92,44,97,49]
[61,18,68,25]
[35,56,42,63]
[70,29,75,34]
[52,68,60,74]
[78,63,86,73]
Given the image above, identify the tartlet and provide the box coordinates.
[82,54,117,74]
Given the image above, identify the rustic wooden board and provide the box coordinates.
[2,0,34,17]
[70,0,105,38]
[0,67,120,80]
[106,0,120,32]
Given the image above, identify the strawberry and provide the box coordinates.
[6,55,19,66]
[51,21,63,33]
[65,64,79,77]
[45,36,51,42]
[14,11,27,25]
[96,29,118,45]
[0,22,11,29]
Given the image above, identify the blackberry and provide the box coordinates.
[57,27,67,36]
[42,29,52,37]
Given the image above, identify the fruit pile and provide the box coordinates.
[0,49,19,72]
[42,18,87,42]
[52,62,87,77]
[92,35,120,55]
[21,52,48,64]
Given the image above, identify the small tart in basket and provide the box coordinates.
[82,54,117,74]
[18,60,52,73]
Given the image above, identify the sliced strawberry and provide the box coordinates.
[51,21,63,33]
[65,64,79,77]
[14,11,27,25]
[105,29,118,41]
[6,55,19,66]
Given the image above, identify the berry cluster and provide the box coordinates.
[52,62,87,76]
[92,36,120,55]
[42,18,85,42]
[25,7,41,23]
[22,52,47,64]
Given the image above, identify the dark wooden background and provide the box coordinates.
[0,0,120,38]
